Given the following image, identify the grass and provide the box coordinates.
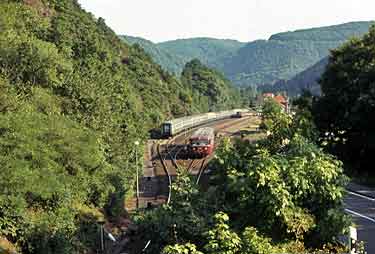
[238,122,266,143]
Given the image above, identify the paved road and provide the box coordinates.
[344,183,375,253]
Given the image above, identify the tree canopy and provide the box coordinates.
[314,25,375,173]
[181,59,242,112]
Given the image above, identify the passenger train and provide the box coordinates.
[161,109,248,137]
[189,127,215,158]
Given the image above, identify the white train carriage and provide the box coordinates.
[162,109,248,137]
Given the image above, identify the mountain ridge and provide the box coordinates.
[121,35,185,75]
[261,57,329,96]
[224,21,374,86]
[269,21,374,41]
[121,21,374,88]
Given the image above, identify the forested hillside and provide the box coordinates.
[125,21,373,88]
[181,59,242,112]
[120,36,245,75]
[158,38,245,71]
[270,21,373,41]
[120,35,185,75]
[0,0,241,253]
[261,57,329,96]
[223,21,373,86]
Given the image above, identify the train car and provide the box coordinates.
[161,109,249,137]
[189,127,215,158]
[162,112,216,137]
[232,111,243,118]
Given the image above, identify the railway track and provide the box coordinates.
[167,116,251,174]
[136,115,258,209]
[154,129,211,205]
[156,143,172,204]
[195,158,207,184]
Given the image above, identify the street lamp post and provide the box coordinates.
[134,140,140,210]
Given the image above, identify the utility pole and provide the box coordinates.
[98,221,105,254]
[101,225,104,253]
[184,112,187,140]
[134,140,140,210]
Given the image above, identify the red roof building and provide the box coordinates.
[274,95,287,107]
[262,93,289,112]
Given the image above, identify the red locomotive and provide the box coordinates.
[189,127,215,158]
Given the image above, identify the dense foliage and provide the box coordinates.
[181,59,242,112]
[158,38,245,73]
[0,0,241,252]
[135,99,349,254]
[261,57,328,97]
[314,25,375,174]
[121,36,245,76]
[210,100,349,245]
[125,22,373,88]
[223,21,373,87]
[120,35,185,75]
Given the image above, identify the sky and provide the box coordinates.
[78,0,375,43]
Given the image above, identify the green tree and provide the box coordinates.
[260,99,293,152]
[162,243,204,254]
[314,26,375,173]
[136,171,208,253]
[209,104,349,246]
[0,33,72,87]
[241,227,273,254]
[181,59,242,112]
[0,109,115,253]
[292,89,314,112]
[290,90,319,142]
[203,212,241,254]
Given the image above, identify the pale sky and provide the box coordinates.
[78,0,375,43]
